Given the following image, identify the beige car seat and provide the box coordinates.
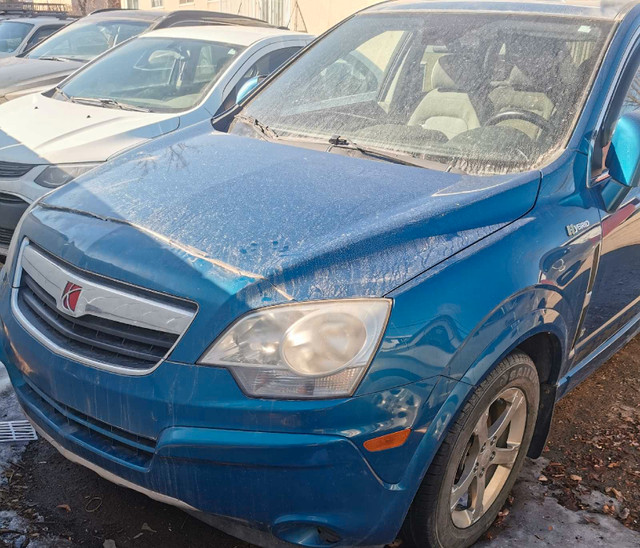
[409,55,482,140]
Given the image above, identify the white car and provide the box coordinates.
[0,24,312,254]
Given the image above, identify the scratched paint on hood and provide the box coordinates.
[42,122,541,300]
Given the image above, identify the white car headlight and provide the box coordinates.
[200,299,392,399]
[34,163,99,188]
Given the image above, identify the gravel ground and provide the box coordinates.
[1,341,640,547]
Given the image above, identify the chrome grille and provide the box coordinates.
[0,161,36,178]
[12,242,197,374]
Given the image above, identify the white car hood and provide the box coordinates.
[0,93,180,165]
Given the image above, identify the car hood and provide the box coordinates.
[0,94,180,165]
[40,123,541,301]
[0,56,83,97]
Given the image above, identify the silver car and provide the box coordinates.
[0,16,71,58]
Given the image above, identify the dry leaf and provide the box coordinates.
[569,474,582,482]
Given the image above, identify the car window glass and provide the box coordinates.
[622,66,640,115]
[0,21,33,53]
[59,37,245,113]
[216,46,303,116]
[309,31,405,104]
[24,25,62,51]
[236,14,613,175]
[27,20,150,61]
[234,46,302,94]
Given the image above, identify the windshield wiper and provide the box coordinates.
[235,114,280,140]
[327,135,458,172]
[37,55,73,62]
[70,96,151,112]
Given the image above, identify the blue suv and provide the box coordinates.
[2,1,640,547]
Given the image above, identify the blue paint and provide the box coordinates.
[2,2,640,547]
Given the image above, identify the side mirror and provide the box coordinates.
[236,75,266,105]
[599,111,640,211]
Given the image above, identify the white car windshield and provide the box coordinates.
[233,12,614,175]
[27,19,150,62]
[0,21,33,53]
[57,37,245,113]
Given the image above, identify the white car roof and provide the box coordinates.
[2,17,69,25]
[143,25,312,46]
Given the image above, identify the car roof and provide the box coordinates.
[145,25,311,46]
[84,9,278,29]
[363,1,635,20]
[2,17,71,25]
[82,9,165,23]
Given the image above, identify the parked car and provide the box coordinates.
[4,1,640,547]
[0,16,72,58]
[0,9,276,104]
[0,25,311,255]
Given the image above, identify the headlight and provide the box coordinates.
[34,163,99,188]
[200,299,391,399]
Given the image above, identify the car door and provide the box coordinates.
[573,38,640,363]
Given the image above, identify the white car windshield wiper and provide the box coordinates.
[70,96,151,113]
[37,56,74,62]
[327,135,460,173]
[235,114,280,140]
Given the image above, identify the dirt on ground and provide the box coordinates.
[1,338,639,547]
[541,338,640,532]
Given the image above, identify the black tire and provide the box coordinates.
[402,351,540,548]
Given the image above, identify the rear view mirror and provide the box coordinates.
[599,111,640,211]
[607,111,640,187]
[236,75,266,105]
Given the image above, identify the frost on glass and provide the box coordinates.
[235,13,613,175]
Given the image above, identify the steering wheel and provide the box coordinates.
[485,109,553,136]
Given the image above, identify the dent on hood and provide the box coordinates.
[43,126,542,301]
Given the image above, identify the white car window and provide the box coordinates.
[58,37,245,113]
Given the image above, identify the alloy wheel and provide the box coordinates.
[450,387,527,528]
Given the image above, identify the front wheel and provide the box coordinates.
[402,352,540,548]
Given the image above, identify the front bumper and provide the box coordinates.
[15,374,393,547]
[0,289,451,547]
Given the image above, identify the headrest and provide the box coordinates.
[431,54,482,91]
[505,38,577,91]
[507,66,541,90]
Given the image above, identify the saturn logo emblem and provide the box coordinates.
[61,282,82,313]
